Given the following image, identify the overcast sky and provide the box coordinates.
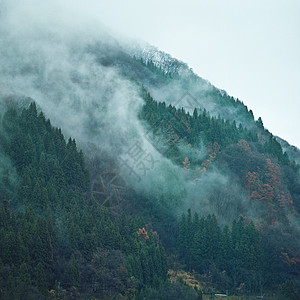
[2,0,299,147]
[92,0,300,148]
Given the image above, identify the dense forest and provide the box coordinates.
[0,103,169,299]
[138,86,300,294]
[0,99,299,299]
[0,5,299,297]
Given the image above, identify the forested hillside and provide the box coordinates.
[0,3,300,298]
[0,97,299,299]
[0,104,170,299]
[137,85,300,292]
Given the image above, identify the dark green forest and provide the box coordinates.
[0,99,299,299]
[0,1,299,298]
[0,103,169,299]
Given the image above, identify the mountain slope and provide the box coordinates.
[0,3,300,298]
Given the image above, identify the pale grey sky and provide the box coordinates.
[93,0,300,148]
[1,0,299,147]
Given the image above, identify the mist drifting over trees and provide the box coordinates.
[0,1,300,299]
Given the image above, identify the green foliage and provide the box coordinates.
[126,232,168,287]
[0,103,168,298]
[264,134,290,165]
[139,90,258,162]
[0,100,299,298]
[177,211,264,292]
[1,103,89,214]
[277,280,299,300]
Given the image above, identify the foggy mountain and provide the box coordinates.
[0,1,300,299]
